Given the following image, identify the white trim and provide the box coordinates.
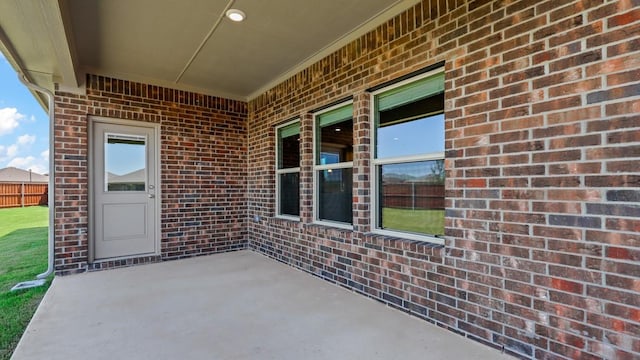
[314,162,354,171]
[275,215,301,222]
[313,164,319,222]
[275,119,301,218]
[372,152,444,166]
[276,167,300,174]
[369,69,446,242]
[313,220,354,231]
[88,119,95,263]
[372,229,444,245]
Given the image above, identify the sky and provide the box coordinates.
[377,114,445,159]
[0,52,49,175]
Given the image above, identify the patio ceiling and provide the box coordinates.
[0,0,418,103]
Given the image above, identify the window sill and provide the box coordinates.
[274,215,300,222]
[312,220,354,231]
[372,229,444,246]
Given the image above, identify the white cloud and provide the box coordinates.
[7,156,47,175]
[6,144,18,157]
[0,107,25,135]
[0,134,48,173]
[17,134,36,145]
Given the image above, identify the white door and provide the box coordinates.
[92,120,159,260]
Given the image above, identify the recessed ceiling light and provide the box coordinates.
[335,128,341,132]
[226,9,246,22]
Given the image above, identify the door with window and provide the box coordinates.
[92,119,159,260]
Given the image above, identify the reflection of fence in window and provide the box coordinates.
[106,168,146,192]
[107,182,145,191]
[382,183,444,210]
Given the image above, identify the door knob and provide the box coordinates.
[148,194,155,198]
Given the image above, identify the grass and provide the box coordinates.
[382,207,445,236]
[0,206,50,360]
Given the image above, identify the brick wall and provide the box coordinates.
[54,75,248,274]
[247,1,640,359]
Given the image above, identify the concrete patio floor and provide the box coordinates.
[12,250,513,359]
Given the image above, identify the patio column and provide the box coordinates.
[352,92,371,234]
[299,112,314,224]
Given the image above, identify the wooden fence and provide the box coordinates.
[382,183,445,210]
[0,183,48,208]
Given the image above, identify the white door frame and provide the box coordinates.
[88,116,161,263]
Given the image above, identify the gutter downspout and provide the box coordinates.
[11,74,55,291]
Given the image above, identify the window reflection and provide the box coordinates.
[105,135,146,192]
[276,121,301,217]
[377,113,444,159]
[379,160,444,236]
[278,172,300,216]
[318,118,353,165]
[318,168,353,224]
[278,132,300,169]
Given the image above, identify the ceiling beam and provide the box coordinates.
[39,0,80,90]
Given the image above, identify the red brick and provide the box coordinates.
[456,178,487,188]
[608,36,640,58]
[549,78,602,98]
[549,21,603,48]
[590,21,640,48]
[532,95,582,114]
[500,115,543,131]
[607,246,640,261]
[586,54,640,77]
[606,274,640,292]
[547,106,602,125]
[587,285,640,308]
[608,8,640,28]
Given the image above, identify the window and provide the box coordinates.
[276,120,300,218]
[372,70,445,241]
[314,103,353,225]
[105,134,146,192]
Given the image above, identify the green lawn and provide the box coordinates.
[382,208,445,236]
[0,206,50,360]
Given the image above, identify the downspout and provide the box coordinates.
[11,74,55,291]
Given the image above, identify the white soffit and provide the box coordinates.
[1,0,420,102]
[0,0,78,93]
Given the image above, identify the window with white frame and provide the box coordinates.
[372,70,445,240]
[276,120,300,218]
[314,103,353,225]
